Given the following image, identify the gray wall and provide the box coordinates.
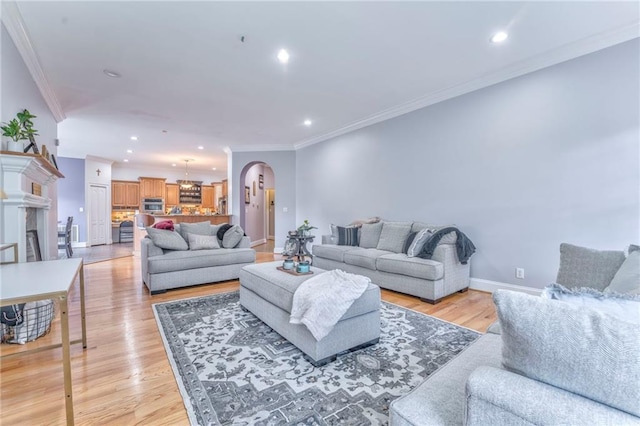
[231,150,296,250]
[296,39,640,289]
[57,157,86,242]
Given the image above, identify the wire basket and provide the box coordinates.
[1,299,55,344]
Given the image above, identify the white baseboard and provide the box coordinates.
[72,242,87,248]
[250,238,267,247]
[469,278,542,296]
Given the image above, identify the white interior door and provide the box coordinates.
[90,185,108,246]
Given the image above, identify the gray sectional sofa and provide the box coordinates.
[141,223,256,294]
[390,243,640,426]
[313,221,471,303]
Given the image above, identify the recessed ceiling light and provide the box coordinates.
[126,149,133,154]
[303,119,312,126]
[123,159,129,162]
[197,146,204,150]
[162,130,167,133]
[490,31,508,43]
[171,163,176,167]
[212,167,217,171]
[103,69,121,78]
[130,136,138,141]
[277,49,290,64]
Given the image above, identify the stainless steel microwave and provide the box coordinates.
[142,198,164,213]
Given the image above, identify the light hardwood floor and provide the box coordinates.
[0,251,496,425]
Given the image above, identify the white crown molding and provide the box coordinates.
[294,22,640,150]
[1,1,66,122]
[469,278,542,296]
[228,144,294,153]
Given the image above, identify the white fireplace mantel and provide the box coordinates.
[1,151,64,262]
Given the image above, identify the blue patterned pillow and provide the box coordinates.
[337,226,359,246]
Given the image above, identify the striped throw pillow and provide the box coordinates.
[337,226,359,246]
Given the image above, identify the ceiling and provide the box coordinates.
[8,1,639,174]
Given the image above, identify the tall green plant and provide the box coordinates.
[17,109,38,141]
[1,118,27,142]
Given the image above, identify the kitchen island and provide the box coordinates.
[133,214,232,256]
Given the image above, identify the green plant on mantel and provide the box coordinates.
[17,109,38,142]
[1,118,26,142]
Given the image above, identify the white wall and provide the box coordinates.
[112,163,226,184]
[296,39,640,289]
[1,23,59,257]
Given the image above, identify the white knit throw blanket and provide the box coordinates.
[290,269,371,341]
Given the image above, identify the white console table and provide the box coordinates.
[0,258,86,425]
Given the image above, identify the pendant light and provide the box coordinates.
[180,160,193,189]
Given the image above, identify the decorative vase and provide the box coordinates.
[6,141,23,152]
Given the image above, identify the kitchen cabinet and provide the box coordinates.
[221,179,228,198]
[139,177,166,198]
[201,185,215,208]
[165,184,179,206]
[112,180,140,209]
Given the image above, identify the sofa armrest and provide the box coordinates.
[141,237,163,286]
[465,366,640,426]
[236,236,251,248]
[431,244,469,293]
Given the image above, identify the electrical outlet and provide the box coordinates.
[516,268,525,279]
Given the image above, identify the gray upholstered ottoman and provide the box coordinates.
[239,261,381,366]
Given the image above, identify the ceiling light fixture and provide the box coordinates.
[277,49,290,64]
[126,149,133,153]
[212,167,217,171]
[103,69,121,78]
[197,146,204,150]
[490,31,508,43]
[130,136,138,141]
[123,159,129,162]
[180,160,194,189]
[171,163,176,167]
[303,119,312,126]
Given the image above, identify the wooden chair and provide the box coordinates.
[58,216,73,258]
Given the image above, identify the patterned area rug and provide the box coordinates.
[153,291,479,425]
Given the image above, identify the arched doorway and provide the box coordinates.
[238,162,275,252]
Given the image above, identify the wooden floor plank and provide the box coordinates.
[0,251,496,425]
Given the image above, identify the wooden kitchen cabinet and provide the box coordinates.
[165,184,179,206]
[201,185,215,208]
[139,177,166,198]
[112,180,140,209]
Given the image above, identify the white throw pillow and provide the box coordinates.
[222,225,244,248]
[188,234,220,250]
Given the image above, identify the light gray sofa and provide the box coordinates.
[141,224,256,294]
[389,243,640,426]
[313,221,470,303]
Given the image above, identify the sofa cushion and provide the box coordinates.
[542,283,640,324]
[222,225,245,248]
[605,250,640,295]
[312,244,356,262]
[377,253,444,281]
[336,225,359,246]
[147,248,255,274]
[377,222,412,253]
[403,232,417,254]
[188,234,220,251]
[407,228,432,258]
[359,222,383,248]
[556,243,626,290]
[493,290,640,417]
[343,248,392,270]
[146,228,188,251]
[178,221,212,245]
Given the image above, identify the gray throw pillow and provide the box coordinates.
[605,250,640,295]
[556,243,626,290]
[493,290,640,417]
[146,227,188,251]
[336,226,359,246]
[222,225,244,248]
[178,221,212,245]
[359,222,384,248]
[188,234,220,250]
[377,222,412,253]
[407,227,432,257]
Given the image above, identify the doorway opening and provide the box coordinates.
[239,162,275,252]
